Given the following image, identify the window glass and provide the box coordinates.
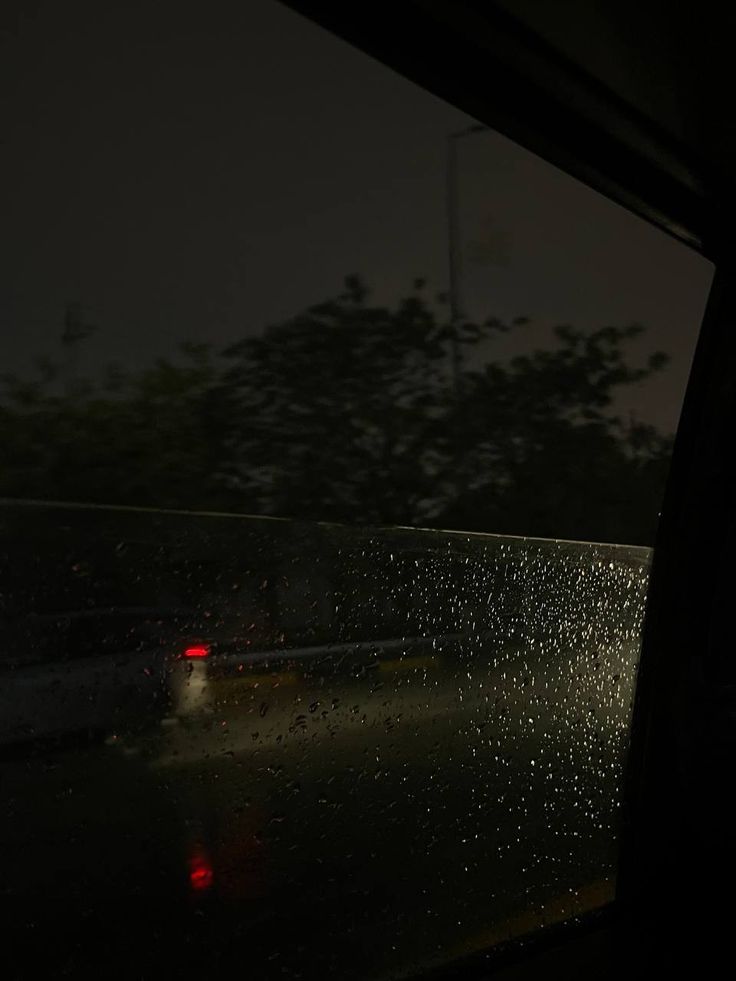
[1,0,712,976]
[1,502,650,976]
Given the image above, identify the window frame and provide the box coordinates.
[283,0,731,975]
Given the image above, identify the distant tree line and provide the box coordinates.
[0,276,673,544]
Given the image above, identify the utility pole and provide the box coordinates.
[446,123,487,394]
[61,302,97,395]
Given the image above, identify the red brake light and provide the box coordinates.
[184,644,210,659]
[188,847,214,892]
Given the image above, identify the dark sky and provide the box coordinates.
[2,0,713,433]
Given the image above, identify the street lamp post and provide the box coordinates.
[446,123,488,393]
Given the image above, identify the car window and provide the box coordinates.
[0,0,713,977]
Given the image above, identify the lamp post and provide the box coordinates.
[446,123,488,392]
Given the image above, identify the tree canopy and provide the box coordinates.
[0,277,672,544]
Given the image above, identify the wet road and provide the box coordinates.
[3,631,637,980]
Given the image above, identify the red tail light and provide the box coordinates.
[183,644,210,659]
[188,847,214,892]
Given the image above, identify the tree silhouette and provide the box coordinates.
[0,278,672,544]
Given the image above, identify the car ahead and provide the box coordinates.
[162,618,521,736]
